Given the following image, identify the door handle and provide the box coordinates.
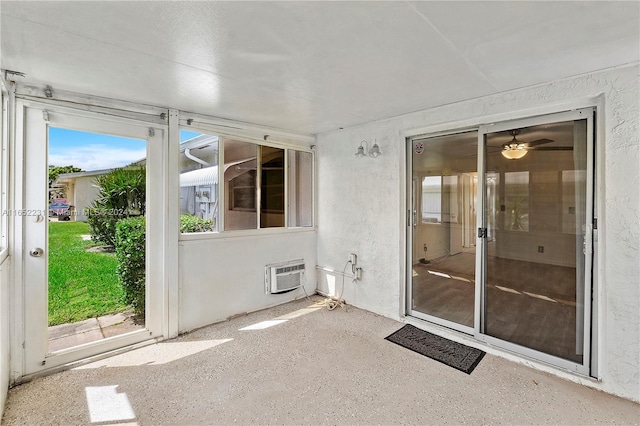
[29,247,44,257]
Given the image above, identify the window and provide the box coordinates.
[260,146,284,228]
[0,91,7,252]
[179,130,220,233]
[288,150,313,227]
[504,171,529,231]
[180,131,313,234]
[224,139,257,231]
[421,176,442,223]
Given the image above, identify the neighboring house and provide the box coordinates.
[53,169,110,222]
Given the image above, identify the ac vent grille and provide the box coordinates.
[265,259,305,294]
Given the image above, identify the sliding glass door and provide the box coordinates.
[478,109,594,374]
[408,131,478,333]
[408,108,595,374]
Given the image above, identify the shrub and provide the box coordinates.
[86,208,125,247]
[88,167,146,246]
[115,216,146,319]
[180,215,215,233]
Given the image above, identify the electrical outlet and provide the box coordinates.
[538,246,544,253]
[354,267,363,281]
[349,253,357,265]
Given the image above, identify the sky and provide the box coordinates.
[48,128,203,171]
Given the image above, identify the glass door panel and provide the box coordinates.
[483,119,589,364]
[410,131,478,329]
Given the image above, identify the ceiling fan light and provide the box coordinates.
[501,145,528,160]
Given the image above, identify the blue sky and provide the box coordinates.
[48,128,203,171]
[49,127,146,171]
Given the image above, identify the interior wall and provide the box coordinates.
[0,258,10,417]
[316,64,639,401]
[179,231,316,332]
[413,224,450,262]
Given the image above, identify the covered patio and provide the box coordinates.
[1,1,639,421]
[2,297,638,425]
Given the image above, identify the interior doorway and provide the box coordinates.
[407,108,595,374]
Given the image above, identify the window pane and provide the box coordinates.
[485,119,588,363]
[179,131,219,233]
[411,131,478,329]
[224,139,257,231]
[421,176,441,223]
[287,150,313,227]
[504,171,529,231]
[260,146,284,228]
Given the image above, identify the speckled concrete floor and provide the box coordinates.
[2,296,638,425]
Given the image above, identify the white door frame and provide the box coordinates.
[13,99,170,379]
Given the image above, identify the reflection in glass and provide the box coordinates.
[288,150,313,227]
[411,131,477,328]
[484,120,587,363]
[179,131,219,232]
[224,139,258,231]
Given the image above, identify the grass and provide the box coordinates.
[48,221,130,326]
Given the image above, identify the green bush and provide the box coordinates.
[115,216,146,319]
[86,208,125,247]
[180,215,215,233]
[88,167,146,246]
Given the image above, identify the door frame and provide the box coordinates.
[12,99,171,380]
[403,106,597,377]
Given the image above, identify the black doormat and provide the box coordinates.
[385,324,485,374]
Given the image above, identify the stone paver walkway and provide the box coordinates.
[48,311,143,352]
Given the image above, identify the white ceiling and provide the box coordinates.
[1,1,638,135]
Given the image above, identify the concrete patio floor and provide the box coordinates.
[2,296,638,425]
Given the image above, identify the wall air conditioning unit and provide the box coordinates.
[265,259,305,294]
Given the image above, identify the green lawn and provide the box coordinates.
[48,221,130,326]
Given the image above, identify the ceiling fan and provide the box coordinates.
[501,129,570,160]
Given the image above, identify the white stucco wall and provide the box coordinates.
[179,230,317,332]
[0,258,10,417]
[316,64,639,401]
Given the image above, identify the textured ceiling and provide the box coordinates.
[1,1,638,135]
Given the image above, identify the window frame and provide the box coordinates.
[0,88,9,260]
[178,125,314,240]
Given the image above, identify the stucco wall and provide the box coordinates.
[179,231,317,332]
[0,257,10,417]
[316,65,639,401]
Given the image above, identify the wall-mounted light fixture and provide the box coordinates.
[355,139,381,158]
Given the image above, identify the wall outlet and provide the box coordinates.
[354,267,363,281]
[349,253,357,265]
[538,246,544,253]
